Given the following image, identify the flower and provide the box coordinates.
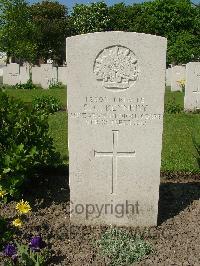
[29,236,45,251]
[0,189,7,198]
[12,218,23,227]
[16,199,31,214]
[4,244,17,257]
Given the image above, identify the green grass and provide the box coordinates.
[4,87,200,173]
[162,113,200,172]
[164,86,184,108]
[4,88,67,107]
[48,111,68,163]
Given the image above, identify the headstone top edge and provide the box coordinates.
[66,31,167,43]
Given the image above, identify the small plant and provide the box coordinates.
[0,198,31,251]
[176,79,185,92]
[32,95,62,114]
[3,236,48,265]
[165,97,182,114]
[14,80,37,90]
[96,228,153,265]
[48,82,65,90]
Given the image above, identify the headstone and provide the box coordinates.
[67,32,167,227]
[171,65,186,91]
[166,67,171,86]
[3,63,20,85]
[32,66,41,85]
[58,67,67,85]
[184,62,200,111]
[40,64,58,89]
[19,65,30,84]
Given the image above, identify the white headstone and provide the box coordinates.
[58,67,67,85]
[166,67,171,86]
[171,65,186,91]
[19,65,30,84]
[3,63,20,85]
[184,62,200,111]
[67,32,167,227]
[32,66,41,85]
[40,64,58,89]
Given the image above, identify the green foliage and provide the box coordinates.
[48,82,65,90]
[32,95,62,114]
[16,243,48,266]
[30,0,72,64]
[4,243,48,266]
[71,1,110,34]
[165,97,183,114]
[1,0,200,64]
[97,228,153,266]
[0,0,38,62]
[0,91,60,197]
[168,31,200,64]
[108,0,200,64]
[0,218,13,250]
[14,80,36,90]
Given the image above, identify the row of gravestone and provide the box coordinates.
[2,62,199,111]
[166,63,200,110]
[2,63,67,89]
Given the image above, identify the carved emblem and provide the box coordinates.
[94,45,139,91]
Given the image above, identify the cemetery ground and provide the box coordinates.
[1,86,200,265]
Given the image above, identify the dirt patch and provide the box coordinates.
[0,171,200,265]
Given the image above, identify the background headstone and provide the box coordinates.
[32,66,41,85]
[171,65,186,91]
[58,66,67,85]
[3,63,20,85]
[19,65,30,84]
[184,62,200,111]
[40,64,58,89]
[166,67,171,86]
[67,32,167,227]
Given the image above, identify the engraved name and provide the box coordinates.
[69,96,163,127]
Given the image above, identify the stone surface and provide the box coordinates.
[184,62,200,111]
[40,64,58,89]
[166,67,171,86]
[67,31,167,227]
[32,66,41,85]
[3,63,20,85]
[171,65,186,91]
[58,67,67,85]
[19,65,30,84]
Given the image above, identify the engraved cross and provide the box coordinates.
[94,130,136,194]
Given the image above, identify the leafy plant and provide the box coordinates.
[32,95,62,114]
[165,97,182,114]
[14,80,36,90]
[48,82,65,90]
[3,237,48,266]
[96,228,153,266]
[0,91,60,197]
[176,79,185,92]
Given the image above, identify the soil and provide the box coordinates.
[0,169,200,266]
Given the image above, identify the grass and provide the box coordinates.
[48,112,68,163]
[4,87,67,108]
[3,86,200,173]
